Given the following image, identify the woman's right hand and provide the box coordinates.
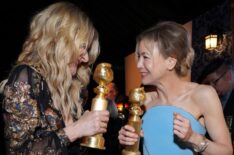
[64,110,109,142]
[118,125,139,145]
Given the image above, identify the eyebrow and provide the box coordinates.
[138,51,150,55]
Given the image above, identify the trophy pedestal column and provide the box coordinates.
[80,63,113,150]
[121,87,145,155]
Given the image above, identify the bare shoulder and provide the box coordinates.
[191,83,220,108]
[193,84,217,97]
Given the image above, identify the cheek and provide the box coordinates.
[151,62,165,78]
[144,60,153,70]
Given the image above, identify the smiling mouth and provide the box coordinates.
[140,72,147,77]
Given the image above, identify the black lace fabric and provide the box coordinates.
[2,65,76,155]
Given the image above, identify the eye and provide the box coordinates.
[136,53,141,59]
[137,55,140,59]
[79,43,87,50]
[143,55,149,59]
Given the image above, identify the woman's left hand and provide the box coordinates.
[173,112,193,142]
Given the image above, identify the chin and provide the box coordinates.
[142,78,155,86]
[141,80,149,85]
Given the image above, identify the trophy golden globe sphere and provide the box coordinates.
[129,87,145,105]
[80,63,113,150]
[93,63,113,86]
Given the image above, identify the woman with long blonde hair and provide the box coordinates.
[2,2,109,154]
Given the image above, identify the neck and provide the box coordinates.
[154,74,190,104]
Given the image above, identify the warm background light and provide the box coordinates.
[205,34,218,50]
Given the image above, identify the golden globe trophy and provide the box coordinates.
[80,63,113,150]
[122,87,145,155]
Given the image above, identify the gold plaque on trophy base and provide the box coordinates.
[122,149,141,155]
[80,135,105,150]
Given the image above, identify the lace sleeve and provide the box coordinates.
[3,65,74,154]
[2,66,41,152]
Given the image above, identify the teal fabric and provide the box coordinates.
[142,105,206,155]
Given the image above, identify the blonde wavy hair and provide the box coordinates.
[135,21,194,77]
[17,2,100,120]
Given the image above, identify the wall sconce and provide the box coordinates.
[205,32,232,53]
[205,34,218,51]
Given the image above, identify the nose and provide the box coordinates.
[136,57,143,69]
[80,52,89,63]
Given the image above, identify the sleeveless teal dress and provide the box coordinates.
[142,105,206,155]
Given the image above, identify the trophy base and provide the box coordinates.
[122,149,141,155]
[80,135,105,150]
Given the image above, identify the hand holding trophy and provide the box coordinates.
[80,62,113,150]
[122,87,145,155]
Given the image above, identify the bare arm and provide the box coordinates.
[174,86,233,155]
[198,86,232,155]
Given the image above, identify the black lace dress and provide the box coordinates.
[2,65,80,155]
